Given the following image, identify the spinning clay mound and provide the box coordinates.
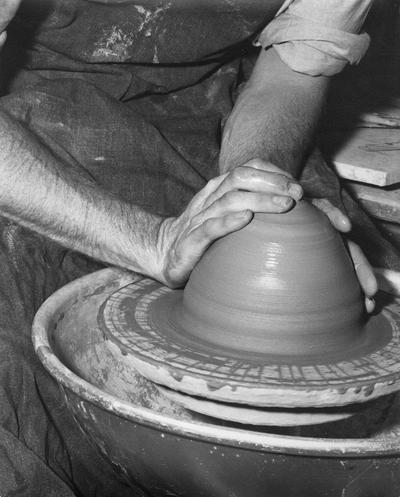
[178,200,365,356]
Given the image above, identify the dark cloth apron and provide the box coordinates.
[0,1,397,495]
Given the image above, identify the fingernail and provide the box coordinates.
[339,216,352,232]
[366,296,376,313]
[289,184,303,200]
[273,196,292,208]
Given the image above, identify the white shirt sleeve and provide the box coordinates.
[255,0,373,76]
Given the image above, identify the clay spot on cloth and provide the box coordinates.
[91,5,170,62]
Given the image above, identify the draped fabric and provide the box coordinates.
[0,1,397,495]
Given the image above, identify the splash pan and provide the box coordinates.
[32,268,400,497]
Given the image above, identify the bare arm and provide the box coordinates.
[0,2,375,299]
[219,46,377,309]
[0,2,304,288]
[220,47,329,175]
[0,111,165,279]
[0,108,305,287]
[0,1,165,281]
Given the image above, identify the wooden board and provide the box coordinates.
[346,182,400,223]
[322,128,400,187]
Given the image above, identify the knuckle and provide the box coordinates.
[219,190,239,207]
[230,166,249,183]
[245,157,264,169]
[201,217,217,237]
[207,176,222,189]
[233,165,264,185]
[275,176,291,191]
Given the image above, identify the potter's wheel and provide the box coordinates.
[99,202,400,425]
[96,202,400,426]
[99,275,400,424]
[32,268,400,497]
[155,383,386,426]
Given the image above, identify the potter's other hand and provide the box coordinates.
[0,0,21,48]
[312,198,378,313]
[347,240,378,313]
[156,159,303,288]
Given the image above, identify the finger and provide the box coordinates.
[312,198,351,232]
[186,173,230,212]
[197,159,298,211]
[223,164,302,198]
[204,166,302,210]
[192,210,253,246]
[172,210,253,277]
[241,158,294,179]
[365,296,376,314]
[347,240,378,298]
[207,158,294,197]
[192,190,295,228]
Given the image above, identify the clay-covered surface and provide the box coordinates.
[97,203,400,408]
[32,268,400,496]
[99,276,400,408]
[156,383,389,427]
[180,202,366,357]
[64,391,400,497]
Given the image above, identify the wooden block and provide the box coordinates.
[346,182,400,223]
[322,128,400,187]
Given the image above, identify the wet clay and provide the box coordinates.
[180,200,365,356]
[156,384,360,427]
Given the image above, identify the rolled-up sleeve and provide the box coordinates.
[255,0,373,76]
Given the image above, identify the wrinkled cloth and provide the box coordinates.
[0,1,398,496]
[256,0,372,75]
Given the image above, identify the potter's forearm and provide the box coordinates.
[0,2,162,278]
[0,111,163,279]
[219,48,329,176]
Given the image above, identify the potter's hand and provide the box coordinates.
[0,0,21,48]
[156,159,303,288]
[312,199,378,313]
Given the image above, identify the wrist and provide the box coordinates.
[219,87,274,173]
[152,216,177,286]
[94,200,166,281]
